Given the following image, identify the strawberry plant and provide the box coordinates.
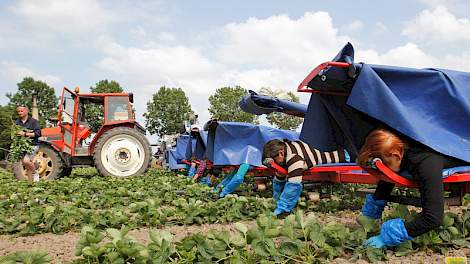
[9,123,33,162]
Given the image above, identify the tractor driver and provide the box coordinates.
[15,105,41,182]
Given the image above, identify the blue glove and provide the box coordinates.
[200,175,212,186]
[188,164,197,177]
[274,181,302,216]
[361,194,386,219]
[272,177,286,202]
[364,235,386,248]
[219,163,251,197]
[364,218,413,248]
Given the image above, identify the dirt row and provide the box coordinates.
[1,210,469,263]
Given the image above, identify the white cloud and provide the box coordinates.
[9,0,114,34]
[343,20,364,32]
[95,11,356,122]
[97,41,217,91]
[129,26,147,39]
[403,6,470,43]
[358,42,437,68]
[375,22,388,34]
[443,50,470,72]
[216,12,350,69]
[0,61,61,85]
[418,0,470,14]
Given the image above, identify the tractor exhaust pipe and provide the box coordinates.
[32,94,39,120]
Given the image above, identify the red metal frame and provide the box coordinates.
[262,160,470,193]
[297,61,350,95]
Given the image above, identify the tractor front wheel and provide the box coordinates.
[93,127,151,177]
[13,145,64,181]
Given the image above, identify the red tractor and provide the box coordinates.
[14,87,152,180]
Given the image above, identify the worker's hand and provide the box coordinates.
[363,235,386,248]
[17,131,26,137]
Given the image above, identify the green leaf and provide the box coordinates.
[357,215,379,234]
[278,240,301,256]
[442,214,455,228]
[234,222,248,236]
[251,238,276,257]
[451,239,470,248]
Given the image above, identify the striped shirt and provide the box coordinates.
[284,140,346,178]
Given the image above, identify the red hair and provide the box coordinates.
[357,128,408,167]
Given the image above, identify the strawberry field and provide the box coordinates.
[1,168,470,263]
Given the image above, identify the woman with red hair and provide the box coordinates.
[358,128,467,248]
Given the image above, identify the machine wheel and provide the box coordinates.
[93,127,151,177]
[61,167,73,177]
[13,145,64,181]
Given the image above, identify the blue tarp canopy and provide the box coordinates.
[239,90,308,117]
[185,129,208,160]
[300,42,470,162]
[204,121,299,166]
[168,149,186,170]
[167,134,190,170]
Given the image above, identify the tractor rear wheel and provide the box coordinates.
[13,145,64,181]
[93,127,151,177]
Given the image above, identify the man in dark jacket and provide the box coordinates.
[15,105,41,182]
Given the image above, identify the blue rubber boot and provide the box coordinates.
[272,177,286,202]
[188,164,197,178]
[202,175,213,186]
[219,163,251,197]
[361,194,387,220]
[274,182,302,216]
[364,218,413,248]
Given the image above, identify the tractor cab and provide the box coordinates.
[57,87,135,156]
[16,87,151,181]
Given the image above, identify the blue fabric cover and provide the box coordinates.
[185,138,197,160]
[175,135,190,162]
[211,122,299,166]
[239,90,308,117]
[361,194,386,219]
[274,181,302,216]
[185,131,208,160]
[348,65,470,163]
[168,149,186,170]
[167,134,190,170]
[301,43,470,163]
[442,166,470,177]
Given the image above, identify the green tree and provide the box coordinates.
[0,105,15,160]
[85,80,124,132]
[7,77,58,126]
[144,87,194,136]
[259,88,303,130]
[208,86,259,124]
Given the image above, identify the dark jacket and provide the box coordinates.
[16,116,41,146]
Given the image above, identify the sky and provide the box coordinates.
[1,0,470,140]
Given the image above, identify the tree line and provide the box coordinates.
[0,77,302,158]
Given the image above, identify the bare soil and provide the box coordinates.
[1,209,470,263]
[0,221,256,263]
